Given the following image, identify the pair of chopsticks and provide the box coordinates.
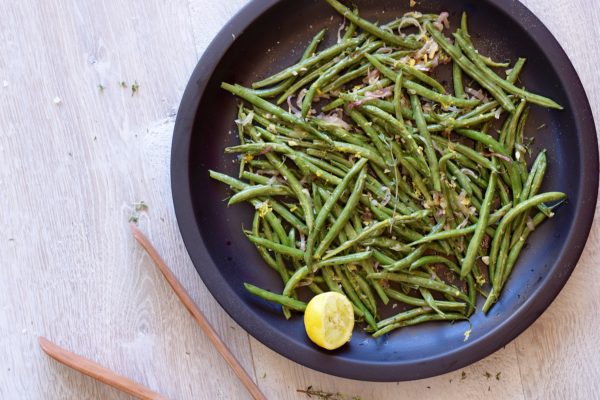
[39,224,267,400]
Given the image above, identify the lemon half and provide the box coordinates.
[304,292,354,350]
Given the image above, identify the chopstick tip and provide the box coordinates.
[38,336,52,353]
[129,222,143,242]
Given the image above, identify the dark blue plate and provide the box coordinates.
[171,0,598,381]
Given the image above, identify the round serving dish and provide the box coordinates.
[172,0,598,381]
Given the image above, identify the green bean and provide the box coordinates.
[252,212,286,281]
[311,118,371,147]
[373,313,467,337]
[290,154,341,185]
[251,29,327,98]
[366,53,480,108]
[261,201,291,247]
[485,192,567,312]
[302,41,382,117]
[393,70,405,122]
[460,11,469,33]
[347,269,377,315]
[507,58,527,84]
[332,140,388,168]
[325,210,431,260]
[510,151,547,246]
[503,211,548,286]
[454,32,562,109]
[385,244,427,271]
[480,56,510,68]
[244,283,307,312]
[209,169,251,190]
[276,57,340,104]
[370,162,416,204]
[368,272,471,304]
[259,223,291,316]
[515,108,530,175]
[359,105,428,170]
[492,230,511,288]
[375,54,446,93]
[301,153,347,177]
[420,288,446,317]
[225,142,295,156]
[322,63,370,93]
[362,237,412,253]
[306,282,325,295]
[342,18,357,41]
[252,110,305,138]
[304,28,327,57]
[222,83,333,144]
[245,233,305,259]
[227,184,291,205]
[460,14,509,69]
[356,98,438,123]
[453,60,465,98]
[455,129,509,156]
[236,110,250,178]
[240,171,273,185]
[452,153,481,172]
[447,160,483,200]
[409,203,511,246]
[505,100,527,154]
[397,154,432,201]
[427,111,499,132]
[269,160,314,232]
[409,255,459,273]
[410,93,441,191]
[282,267,311,312]
[344,106,395,165]
[425,22,515,112]
[320,267,364,318]
[210,169,308,235]
[306,158,368,264]
[252,37,363,88]
[459,99,505,120]
[335,266,377,328]
[324,0,421,49]
[384,288,466,311]
[313,251,373,269]
[315,168,368,259]
[321,78,393,111]
[461,170,497,278]
[376,307,431,329]
[361,262,390,304]
[431,135,496,171]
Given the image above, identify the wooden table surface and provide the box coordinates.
[1,0,598,399]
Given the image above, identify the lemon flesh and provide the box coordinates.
[304,292,354,350]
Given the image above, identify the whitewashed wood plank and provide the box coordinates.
[0,0,598,398]
[187,0,251,57]
[0,0,255,398]
[511,1,600,399]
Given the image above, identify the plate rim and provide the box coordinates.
[171,0,599,381]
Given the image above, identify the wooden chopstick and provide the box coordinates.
[130,224,267,400]
[38,336,167,400]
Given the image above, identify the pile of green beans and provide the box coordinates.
[210,1,566,337]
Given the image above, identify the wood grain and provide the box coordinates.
[0,0,254,399]
[0,0,598,399]
[39,337,167,400]
[130,225,266,400]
